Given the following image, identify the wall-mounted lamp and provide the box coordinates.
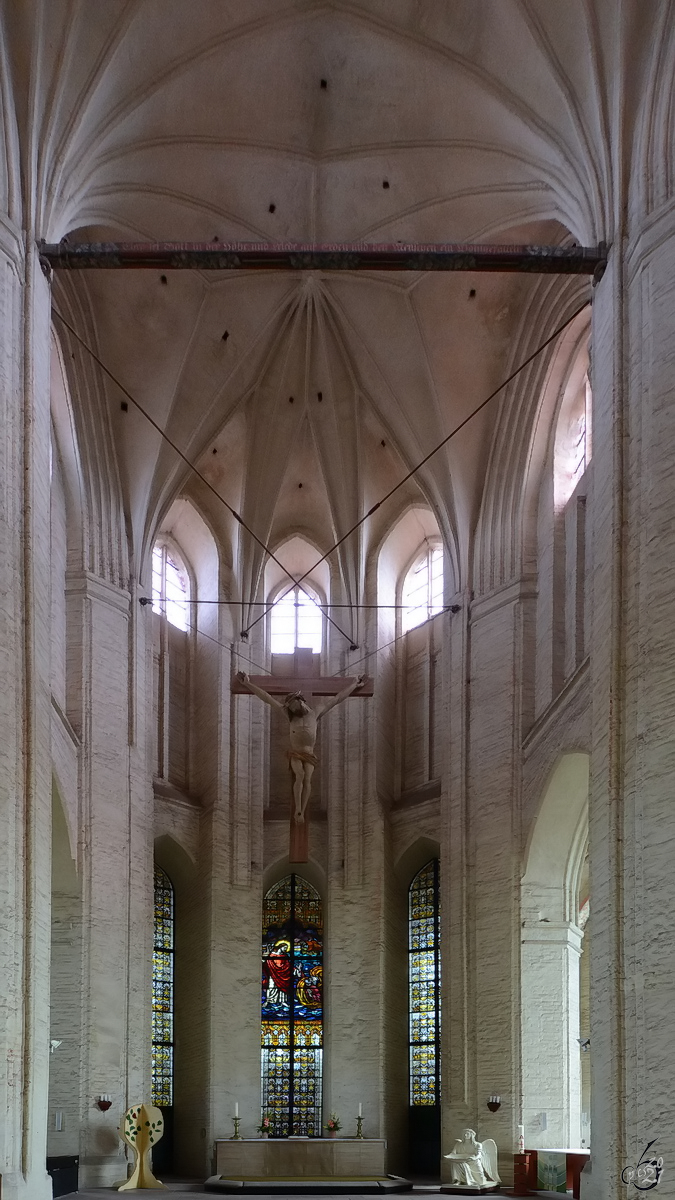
[487,1095,501,1112]
[96,1095,113,1111]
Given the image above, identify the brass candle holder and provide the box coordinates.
[231,1116,242,1140]
[355,1115,364,1139]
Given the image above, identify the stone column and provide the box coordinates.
[442,595,472,1163]
[0,227,53,1200]
[201,637,264,1168]
[583,211,675,1198]
[441,581,536,1187]
[324,650,385,1144]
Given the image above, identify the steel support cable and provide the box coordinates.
[145,596,454,609]
[240,297,592,640]
[196,602,447,682]
[51,306,354,646]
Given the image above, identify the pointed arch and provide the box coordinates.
[521,752,589,1150]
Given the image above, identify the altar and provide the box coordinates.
[214,1137,388,1180]
[207,1132,391,1190]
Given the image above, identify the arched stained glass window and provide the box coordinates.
[152,542,189,631]
[262,875,323,1136]
[152,865,174,1107]
[402,546,444,633]
[270,586,323,654]
[409,859,440,1104]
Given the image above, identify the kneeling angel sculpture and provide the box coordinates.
[445,1129,500,1188]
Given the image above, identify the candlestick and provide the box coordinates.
[231,1115,242,1140]
[355,1114,364,1140]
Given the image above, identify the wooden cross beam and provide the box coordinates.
[230,673,373,696]
[39,240,608,279]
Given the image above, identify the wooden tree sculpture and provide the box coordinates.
[118,1103,165,1191]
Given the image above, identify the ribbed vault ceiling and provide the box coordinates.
[4,0,640,592]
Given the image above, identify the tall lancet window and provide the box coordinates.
[270,585,323,654]
[152,542,189,631]
[409,860,441,1104]
[152,866,175,1106]
[402,545,444,632]
[261,875,323,1136]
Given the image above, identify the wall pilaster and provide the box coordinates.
[65,571,153,1188]
[583,206,675,1198]
[0,226,53,1200]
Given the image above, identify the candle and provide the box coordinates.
[517,1125,524,1153]
[358,1103,362,1117]
[235,1102,239,1117]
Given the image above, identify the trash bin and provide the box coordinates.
[46,1154,79,1197]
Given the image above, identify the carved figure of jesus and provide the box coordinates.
[237,671,365,822]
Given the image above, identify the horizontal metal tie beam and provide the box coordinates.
[39,240,608,277]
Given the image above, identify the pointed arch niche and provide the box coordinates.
[521,752,589,1150]
[150,498,220,801]
[377,508,448,803]
[264,536,330,663]
[261,874,323,1137]
[393,837,442,1176]
[153,833,199,1176]
[532,324,592,711]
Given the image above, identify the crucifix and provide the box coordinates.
[233,649,373,862]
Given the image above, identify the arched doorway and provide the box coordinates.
[521,753,589,1149]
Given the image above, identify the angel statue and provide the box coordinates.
[445,1129,501,1188]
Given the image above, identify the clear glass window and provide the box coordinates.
[270,586,323,654]
[152,543,189,631]
[555,371,593,508]
[570,376,593,487]
[402,545,444,632]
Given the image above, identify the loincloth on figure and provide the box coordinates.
[287,749,319,768]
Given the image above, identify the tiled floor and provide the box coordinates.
[68,1190,446,1200]
[64,1186,571,1199]
[67,1184,448,1200]
[66,1183,206,1198]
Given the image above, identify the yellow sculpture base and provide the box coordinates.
[118,1103,166,1191]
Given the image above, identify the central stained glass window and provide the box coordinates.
[409,859,441,1104]
[261,875,323,1136]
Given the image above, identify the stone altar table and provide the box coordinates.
[214,1138,387,1179]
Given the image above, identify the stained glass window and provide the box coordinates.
[409,859,440,1105]
[152,865,174,1107]
[402,546,444,632]
[262,875,323,1136]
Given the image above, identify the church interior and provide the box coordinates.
[2,3,675,1198]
